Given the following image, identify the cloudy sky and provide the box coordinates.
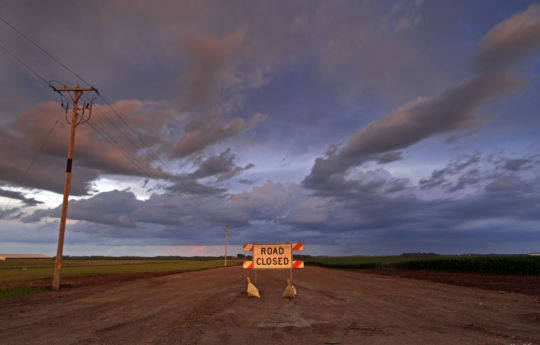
[1,0,540,257]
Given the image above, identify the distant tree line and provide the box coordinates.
[236,254,312,259]
[400,252,440,257]
[61,255,241,261]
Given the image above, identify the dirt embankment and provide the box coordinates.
[1,266,539,345]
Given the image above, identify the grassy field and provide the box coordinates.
[305,255,540,275]
[0,258,241,299]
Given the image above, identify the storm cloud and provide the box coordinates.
[20,153,540,254]
[303,4,540,194]
[1,1,540,256]
[174,112,266,158]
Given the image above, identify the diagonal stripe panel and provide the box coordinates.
[292,243,304,251]
[292,260,304,268]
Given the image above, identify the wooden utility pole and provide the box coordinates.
[52,84,98,290]
[223,226,230,267]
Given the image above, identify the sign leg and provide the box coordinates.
[290,241,293,283]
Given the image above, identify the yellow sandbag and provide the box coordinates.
[282,278,296,299]
[246,277,260,298]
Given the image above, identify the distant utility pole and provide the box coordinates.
[223,226,230,267]
[51,84,98,291]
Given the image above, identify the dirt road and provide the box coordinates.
[1,266,539,345]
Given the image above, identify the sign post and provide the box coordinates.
[290,241,293,283]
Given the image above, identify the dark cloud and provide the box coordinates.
[182,27,246,107]
[419,153,540,194]
[419,154,481,190]
[24,190,183,227]
[166,177,225,195]
[17,154,540,254]
[174,112,266,157]
[304,5,540,193]
[376,151,403,164]
[0,96,259,199]
[304,71,523,192]
[0,188,42,206]
[26,190,142,227]
[189,149,254,182]
[475,4,540,72]
[0,101,175,195]
[502,158,532,172]
[190,149,237,179]
[2,2,540,255]
[165,149,255,195]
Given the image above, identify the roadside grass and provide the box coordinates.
[305,256,415,269]
[0,285,49,299]
[0,259,241,299]
[305,255,540,275]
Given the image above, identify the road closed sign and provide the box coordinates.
[253,243,292,269]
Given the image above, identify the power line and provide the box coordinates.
[1,117,59,211]
[0,15,93,87]
[0,15,170,171]
[87,119,138,167]
[94,98,170,169]
[1,15,171,180]
[0,38,163,180]
[24,120,60,183]
[0,16,171,291]
[0,41,52,88]
[0,17,146,151]
[92,103,148,157]
[88,112,150,172]
[87,119,165,180]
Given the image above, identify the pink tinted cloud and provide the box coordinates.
[182,26,246,107]
[174,112,266,158]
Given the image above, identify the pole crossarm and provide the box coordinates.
[53,86,99,103]
[52,86,99,93]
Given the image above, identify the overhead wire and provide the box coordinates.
[0,14,171,173]
[22,120,60,184]
[0,37,61,209]
[1,118,60,211]
[0,42,148,181]
[96,95,171,170]
[0,35,157,203]
[89,107,169,179]
[86,103,169,182]
[0,15,93,87]
[92,103,152,160]
[86,117,165,180]
[0,15,177,197]
[0,41,52,88]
